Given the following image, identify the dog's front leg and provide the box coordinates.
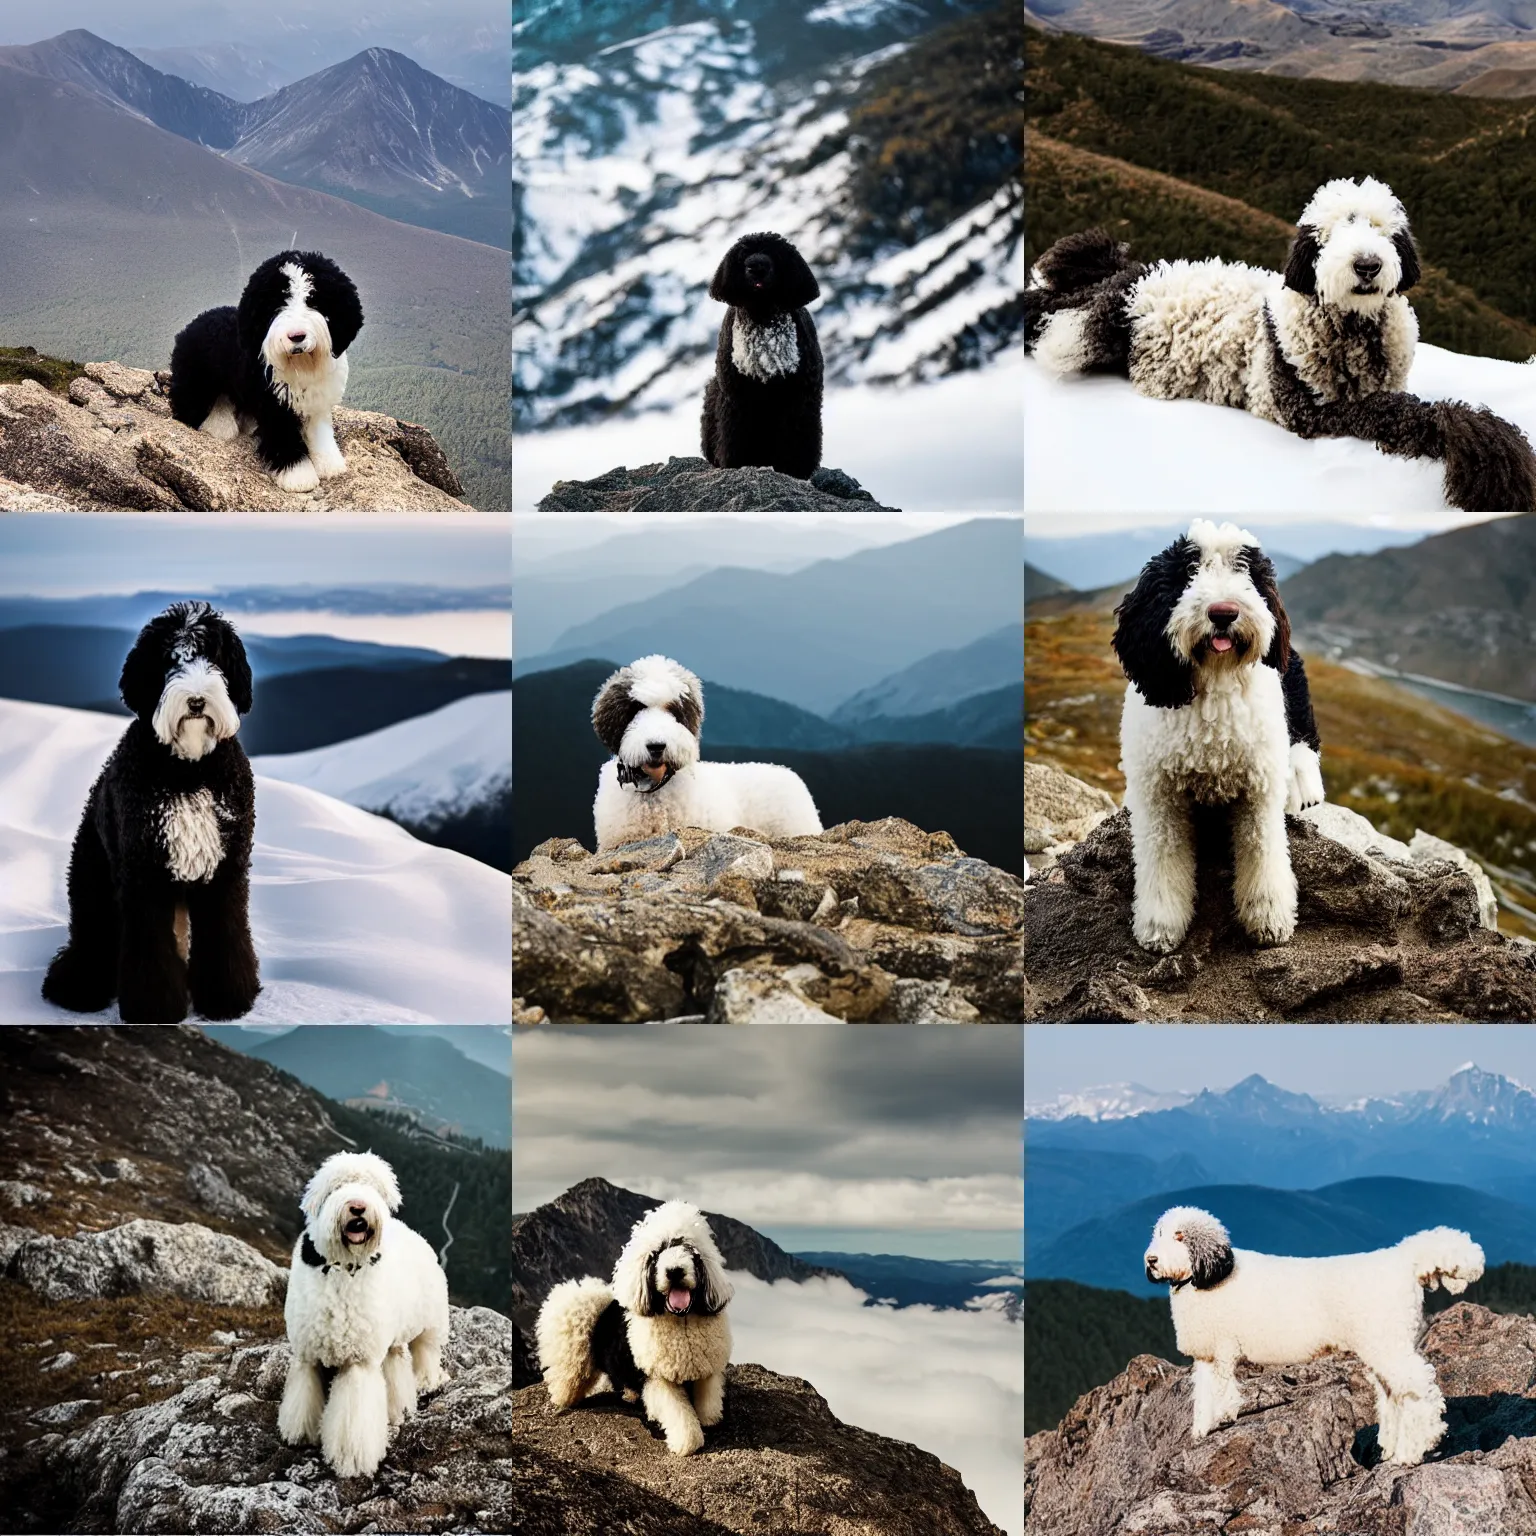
[277,1355,325,1445]
[322,1360,391,1478]
[693,1370,726,1428]
[643,1376,705,1455]
[1128,777,1196,952]
[186,870,260,1020]
[1231,790,1297,947]
[1189,1359,1216,1439]
[116,886,190,1023]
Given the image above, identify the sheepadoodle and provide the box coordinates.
[536,1201,733,1456]
[1113,520,1323,954]
[279,1152,451,1479]
[591,655,823,852]
[1146,1206,1484,1465]
[41,602,260,1023]
[701,231,824,479]
[1026,177,1536,513]
[170,249,363,493]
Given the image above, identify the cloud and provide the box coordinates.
[727,1272,1023,1536]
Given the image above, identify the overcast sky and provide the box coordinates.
[1026,1023,1536,1106]
[513,1026,1023,1260]
[1024,509,1506,542]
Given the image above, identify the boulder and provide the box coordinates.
[0,365,469,511]
[516,1362,1004,1535]
[8,1219,285,1307]
[535,455,903,512]
[1024,761,1117,875]
[1025,1304,1536,1536]
[514,818,1025,1022]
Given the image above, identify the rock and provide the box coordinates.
[888,978,983,1022]
[0,367,469,511]
[1024,762,1118,875]
[0,1222,38,1266]
[514,819,1025,1022]
[7,1306,512,1534]
[1025,788,1536,1022]
[706,966,843,1022]
[1024,1305,1536,1536]
[517,1362,1004,1535]
[535,455,903,512]
[185,1161,263,1220]
[8,1219,286,1307]
[1410,830,1499,931]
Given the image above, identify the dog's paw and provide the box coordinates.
[312,445,348,479]
[1239,896,1296,947]
[696,1401,724,1428]
[666,1419,706,1456]
[200,403,240,441]
[274,458,320,493]
[1133,914,1189,954]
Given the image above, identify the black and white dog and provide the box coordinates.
[1026,177,1536,513]
[1112,521,1323,954]
[42,603,260,1023]
[701,231,824,479]
[170,250,363,493]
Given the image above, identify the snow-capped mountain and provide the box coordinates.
[253,692,511,831]
[1025,1082,1196,1121]
[0,699,511,1025]
[513,0,1020,429]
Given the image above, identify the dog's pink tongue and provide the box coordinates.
[1211,635,1234,652]
[668,1287,691,1312]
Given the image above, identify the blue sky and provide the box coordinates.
[1026,1024,1536,1104]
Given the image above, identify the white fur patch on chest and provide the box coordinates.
[161,788,226,882]
[732,314,799,380]
[270,353,349,423]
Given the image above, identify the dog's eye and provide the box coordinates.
[1175,1232,1184,1241]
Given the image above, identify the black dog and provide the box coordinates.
[701,231,823,479]
[42,603,260,1023]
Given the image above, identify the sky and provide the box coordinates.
[1025,1023,1536,1106]
[512,1025,1023,1260]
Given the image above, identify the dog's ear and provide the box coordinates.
[775,239,819,308]
[309,253,364,356]
[694,1247,733,1314]
[592,667,638,753]
[1283,226,1320,296]
[1392,229,1421,293]
[708,245,738,304]
[1112,540,1197,709]
[1189,1224,1235,1290]
[236,255,282,351]
[1242,547,1291,672]
[209,611,254,714]
[119,615,171,719]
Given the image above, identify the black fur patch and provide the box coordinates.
[1190,1233,1236,1290]
[300,1233,325,1268]
[1239,546,1291,673]
[1393,229,1421,293]
[1023,261,1147,375]
[1112,538,1201,708]
[591,670,641,754]
[591,1297,648,1399]
[1281,652,1322,751]
[1283,226,1320,295]
[668,689,702,737]
[1030,228,1132,295]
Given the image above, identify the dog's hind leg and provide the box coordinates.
[693,1370,726,1429]
[41,813,120,1013]
[1231,791,1297,948]
[643,1376,705,1455]
[277,1355,326,1445]
[323,1361,391,1478]
[383,1345,416,1425]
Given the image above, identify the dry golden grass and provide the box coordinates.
[1027,608,1536,938]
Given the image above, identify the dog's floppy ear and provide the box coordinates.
[208,609,254,714]
[1112,540,1197,709]
[774,239,819,308]
[308,252,364,356]
[708,244,737,304]
[1283,226,1320,296]
[236,254,283,351]
[118,617,169,720]
[592,666,639,753]
[693,1244,733,1315]
[1189,1223,1235,1290]
[1242,547,1291,672]
[1392,229,1421,293]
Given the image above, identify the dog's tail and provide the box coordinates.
[1029,228,1134,296]
[1024,230,1143,377]
[535,1276,613,1410]
[1399,1228,1485,1295]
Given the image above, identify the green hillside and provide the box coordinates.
[1025,27,1536,361]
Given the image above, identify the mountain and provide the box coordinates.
[253,691,510,871]
[514,0,1019,431]
[793,1251,1023,1311]
[526,518,1025,715]
[229,48,510,248]
[1282,514,1536,703]
[851,684,1021,750]
[0,59,508,510]
[1031,1177,1536,1296]
[227,1024,510,1148]
[3,698,512,1025]
[129,42,288,102]
[1026,1082,1198,1121]
[832,625,1023,725]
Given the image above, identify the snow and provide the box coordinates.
[0,700,510,1025]
[253,692,510,825]
[1025,343,1536,511]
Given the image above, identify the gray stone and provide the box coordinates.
[536,456,904,513]
[707,968,842,1023]
[1410,829,1498,931]
[185,1161,262,1219]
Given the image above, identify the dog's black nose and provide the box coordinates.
[1353,256,1382,282]
[744,254,772,284]
[187,696,204,712]
[1207,603,1240,628]
[646,741,666,758]
[666,1267,686,1286]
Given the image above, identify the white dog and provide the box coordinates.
[1113,520,1324,954]
[1146,1206,1483,1465]
[278,1152,450,1478]
[536,1200,733,1456]
[590,655,823,852]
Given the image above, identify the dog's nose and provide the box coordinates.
[666,1267,686,1286]
[349,1203,366,1215]
[1207,602,1240,628]
[645,741,666,758]
[187,696,204,713]
[288,330,308,343]
[1353,256,1382,282]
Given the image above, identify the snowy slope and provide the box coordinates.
[0,700,510,1025]
[253,692,511,827]
[1025,343,1536,513]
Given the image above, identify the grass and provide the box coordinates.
[0,345,86,394]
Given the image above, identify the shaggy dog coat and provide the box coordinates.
[1146,1206,1484,1465]
[42,602,259,1023]
[279,1152,450,1479]
[701,231,824,478]
[536,1201,733,1456]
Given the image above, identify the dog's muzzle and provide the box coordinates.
[617,760,675,793]
[343,1216,372,1244]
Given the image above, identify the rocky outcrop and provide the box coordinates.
[1025,1303,1536,1536]
[0,364,468,511]
[8,1218,285,1307]
[535,455,902,512]
[516,1361,1004,1536]
[7,1305,512,1534]
[1024,780,1536,1021]
[1023,761,1117,878]
[513,818,1025,1022]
